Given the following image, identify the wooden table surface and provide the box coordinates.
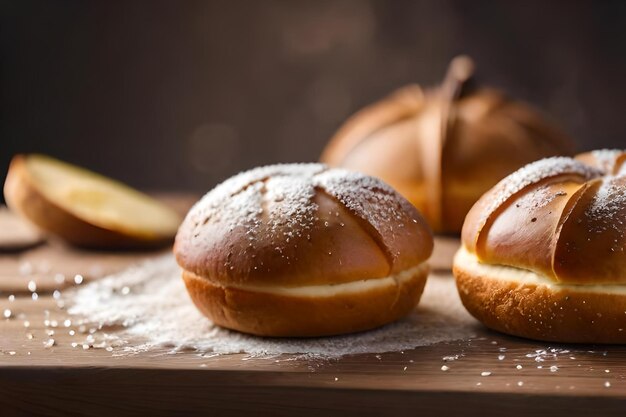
[1,196,625,417]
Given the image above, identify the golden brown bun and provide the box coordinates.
[454,248,626,344]
[4,154,181,249]
[321,56,573,233]
[182,265,428,337]
[462,150,626,284]
[455,150,626,342]
[174,163,433,337]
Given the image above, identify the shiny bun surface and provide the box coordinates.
[175,163,433,336]
[455,150,626,343]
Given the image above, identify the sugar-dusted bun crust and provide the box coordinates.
[174,163,433,337]
[321,57,573,233]
[455,150,626,342]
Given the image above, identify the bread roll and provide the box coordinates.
[454,150,626,343]
[3,154,181,249]
[321,56,573,233]
[174,163,433,337]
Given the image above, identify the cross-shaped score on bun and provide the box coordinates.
[454,150,626,343]
[174,163,434,337]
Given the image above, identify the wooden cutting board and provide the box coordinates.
[1,196,625,417]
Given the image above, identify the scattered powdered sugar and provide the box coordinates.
[263,175,319,239]
[197,163,326,211]
[177,163,428,277]
[584,176,626,235]
[477,157,602,227]
[525,348,571,362]
[67,255,477,358]
[185,163,325,243]
[193,163,420,241]
[514,185,564,211]
[314,168,425,262]
[590,149,625,174]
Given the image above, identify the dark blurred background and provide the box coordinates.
[1,1,625,202]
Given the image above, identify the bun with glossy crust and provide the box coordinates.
[174,163,433,337]
[454,150,626,343]
[321,56,573,233]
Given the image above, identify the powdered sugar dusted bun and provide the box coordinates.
[175,163,433,337]
[454,150,626,343]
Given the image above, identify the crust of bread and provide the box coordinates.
[320,74,572,234]
[182,262,429,337]
[320,84,425,166]
[174,166,433,288]
[175,164,434,336]
[461,152,626,284]
[454,249,626,343]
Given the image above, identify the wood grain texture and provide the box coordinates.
[1,198,625,416]
[0,208,43,252]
